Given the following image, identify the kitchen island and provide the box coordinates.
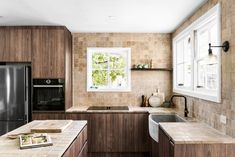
[0,120,87,157]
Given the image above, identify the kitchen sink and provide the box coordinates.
[87,106,129,111]
[149,114,185,142]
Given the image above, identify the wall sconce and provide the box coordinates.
[208,41,230,54]
[207,41,230,64]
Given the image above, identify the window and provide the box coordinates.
[173,4,221,102]
[175,34,192,89]
[87,48,131,92]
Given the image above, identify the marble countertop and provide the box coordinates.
[66,106,176,114]
[159,123,235,144]
[0,120,87,157]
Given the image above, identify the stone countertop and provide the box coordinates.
[0,120,87,157]
[159,123,235,144]
[66,106,176,114]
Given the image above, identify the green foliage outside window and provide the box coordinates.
[92,52,126,87]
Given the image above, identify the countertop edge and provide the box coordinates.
[159,123,235,144]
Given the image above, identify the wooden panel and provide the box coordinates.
[64,29,73,110]
[66,113,150,154]
[79,142,88,157]
[32,26,65,78]
[63,126,88,157]
[66,113,106,152]
[32,112,66,120]
[159,127,235,157]
[159,128,171,157]
[226,144,235,157]
[89,114,107,152]
[151,138,159,157]
[0,27,31,62]
[88,152,149,157]
[0,28,5,60]
[174,144,227,157]
[106,113,150,152]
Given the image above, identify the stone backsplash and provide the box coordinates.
[173,0,235,137]
[72,33,172,106]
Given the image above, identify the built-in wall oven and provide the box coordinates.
[33,79,65,111]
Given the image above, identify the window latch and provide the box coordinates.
[196,85,204,88]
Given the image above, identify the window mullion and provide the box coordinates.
[107,54,111,89]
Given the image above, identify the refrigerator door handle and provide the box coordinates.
[24,66,29,123]
[25,67,27,101]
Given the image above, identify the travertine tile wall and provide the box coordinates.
[72,33,172,106]
[173,0,235,137]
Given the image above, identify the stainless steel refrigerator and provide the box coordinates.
[0,64,31,135]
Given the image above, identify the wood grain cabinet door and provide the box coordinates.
[32,27,65,78]
[32,112,66,120]
[159,128,171,157]
[106,113,150,152]
[0,27,31,62]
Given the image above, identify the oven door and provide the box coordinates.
[33,85,65,111]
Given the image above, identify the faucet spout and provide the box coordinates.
[171,95,189,117]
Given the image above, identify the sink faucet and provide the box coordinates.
[171,95,189,117]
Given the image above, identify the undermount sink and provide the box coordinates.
[87,106,129,111]
[149,114,186,142]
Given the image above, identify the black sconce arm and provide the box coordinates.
[209,41,230,52]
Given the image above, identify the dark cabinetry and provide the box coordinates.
[32,27,67,78]
[0,27,31,61]
[32,112,66,120]
[0,26,73,110]
[66,113,150,157]
[63,126,88,157]
[31,26,73,110]
[158,127,235,157]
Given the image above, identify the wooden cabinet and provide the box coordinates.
[158,127,235,157]
[63,126,88,157]
[32,26,67,78]
[0,27,31,61]
[66,113,150,157]
[64,29,73,110]
[0,26,73,110]
[106,113,149,152]
[151,138,159,157]
[31,26,73,110]
[32,112,66,120]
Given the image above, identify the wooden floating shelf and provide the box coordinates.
[131,68,172,71]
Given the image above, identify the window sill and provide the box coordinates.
[87,88,131,92]
[173,88,221,103]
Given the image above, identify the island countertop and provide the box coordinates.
[0,120,87,157]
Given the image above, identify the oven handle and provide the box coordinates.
[33,85,63,88]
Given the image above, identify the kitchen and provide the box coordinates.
[0,0,235,157]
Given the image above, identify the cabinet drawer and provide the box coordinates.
[62,125,88,157]
[78,142,88,157]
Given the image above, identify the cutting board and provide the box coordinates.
[31,120,73,133]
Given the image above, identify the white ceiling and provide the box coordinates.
[0,0,207,33]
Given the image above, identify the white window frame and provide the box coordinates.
[87,47,131,92]
[173,4,221,103]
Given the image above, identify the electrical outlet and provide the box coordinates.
[220,115,227,124]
